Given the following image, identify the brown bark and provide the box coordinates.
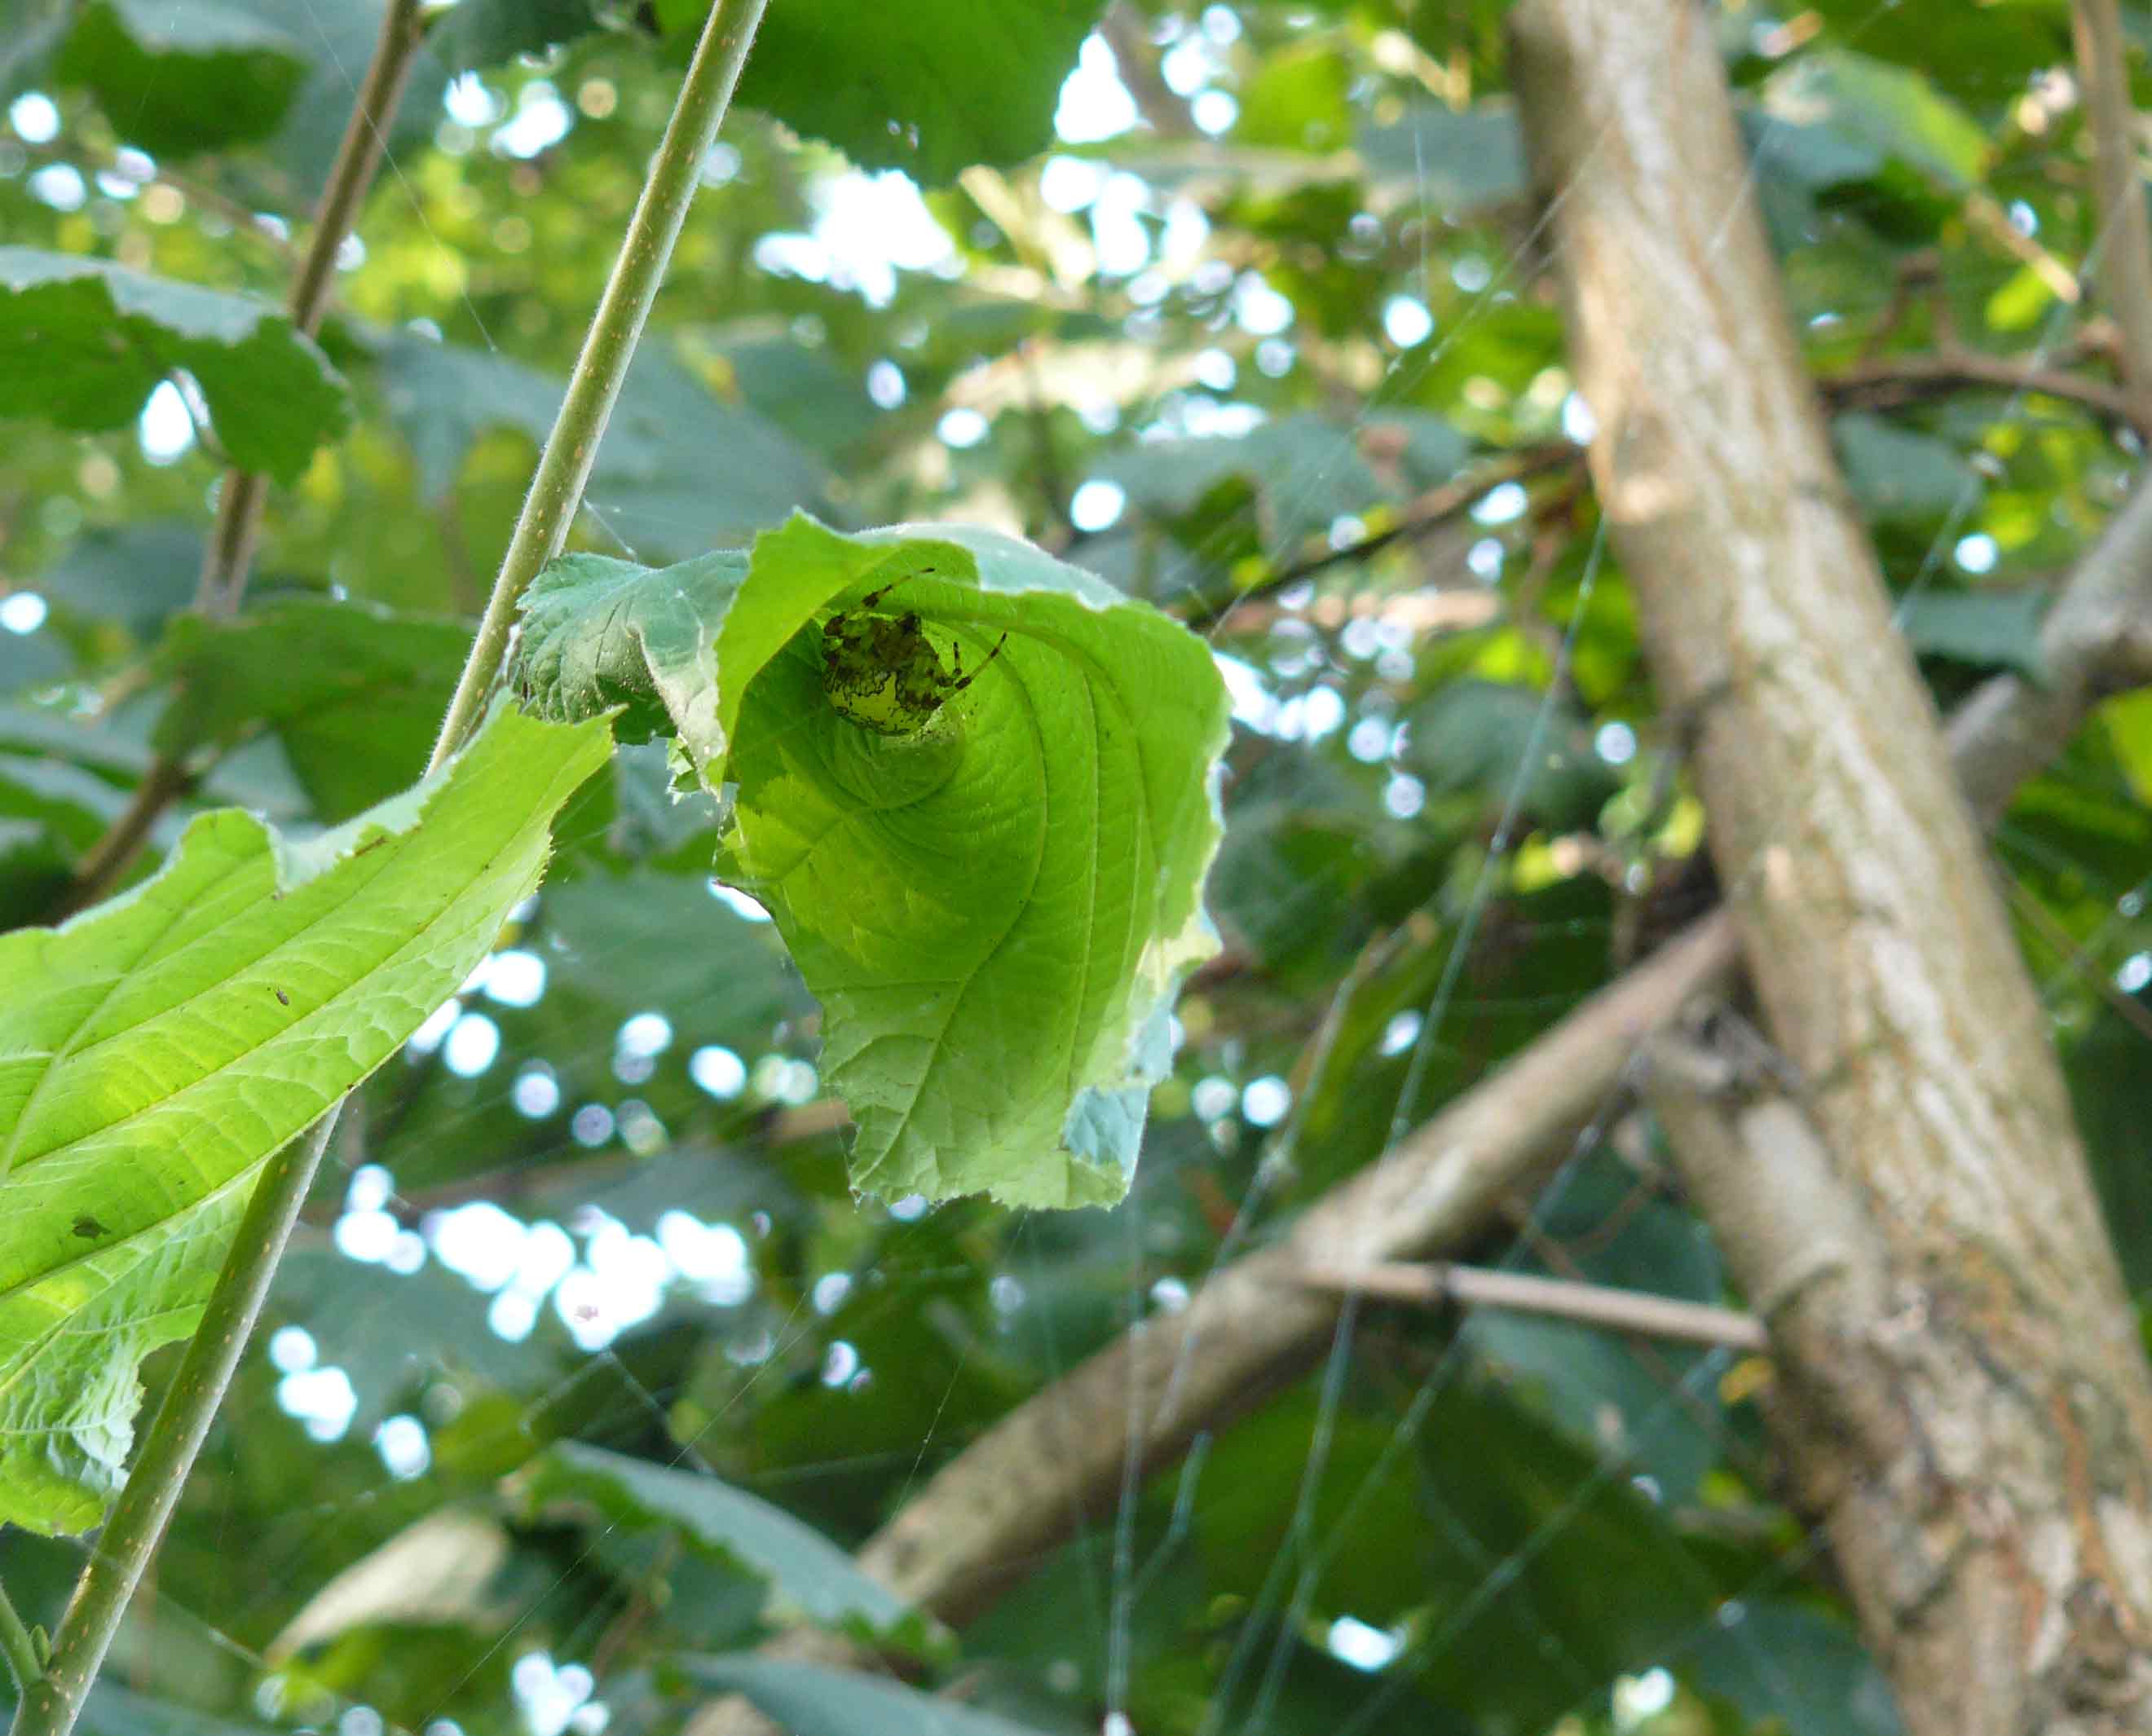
[1510,2,2152,1729]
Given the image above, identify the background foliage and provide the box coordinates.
[2,0,2150,1732]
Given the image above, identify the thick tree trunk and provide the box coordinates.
[1509,3,2152,1730]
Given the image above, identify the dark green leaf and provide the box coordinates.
[376,331,828,559]
[150,596,471,821]
[659,0,1109,185]
[55,0,308,159]
[1832,412,1982,524]
[0,248,350,484]
[520,1441,921,1640]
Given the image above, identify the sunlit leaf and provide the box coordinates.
[0,702,610,1534]
[509,513,1228,1207]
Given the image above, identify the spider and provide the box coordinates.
[818,573,1008,735]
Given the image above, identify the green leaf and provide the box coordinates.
[0,620,69,695]
[509,513,1229,1208]
[238,0,451,205]
[1898,587,2050,676]
[1400,679,1619,835]
[426,0,610,71]
[150,597,473,822]
[519,1441,921,1641]
[0,248,350,485]
[1762,49,1989,191]
[1832,412,1982,524]
[1357,103,1527,213]
[0,701,611,1535]
[375,332,827,560]
[31,522,204,644]
[674,1658,1059,1736]
[1097,413,1409,546]
[658,0,1108,185]
[54,0,308,159]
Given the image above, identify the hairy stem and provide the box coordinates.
[12,7,770,1732]
[426,0,773,772]
[12,1117,335,1736]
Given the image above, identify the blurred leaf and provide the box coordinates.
[655,0,1109,185]
[518,1440,924,1641]
[150,596,470,821]
[267,1251,571,1434]
[0,619,69,693]
[1897,587,2049,676]
[675,1657,1061,1736]
[1762,49,1988,191]
[426,0,610,69]
[1832,412,1982,524]
[54,0,307,158]
[509,514,1229,1208]
[1685,1597,1903,1736]
[78,1683,287,1736]
[31,521,203,643]
[1099,414,1402,547]
[0,702,609,1535]
[1400,678,1617,835]
[1234,38,1352,154]
[0,247,350,484]
[223,0,451,205]
[270,1509,517,1659]
[374,332,829,560]
[1357,102,1527,212]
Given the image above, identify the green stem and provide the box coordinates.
[12,1117,337,1736]
[426,0,773,775]
[10,11,772,1733]
[0,1575,38,1696]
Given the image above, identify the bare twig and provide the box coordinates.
[1174,346,2145,637]
[1299,1260,1769,1350]
[1820,348,2148,436]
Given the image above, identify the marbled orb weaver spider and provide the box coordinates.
[818,571,1008,735]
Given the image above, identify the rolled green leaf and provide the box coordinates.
[512,513,1229,1209]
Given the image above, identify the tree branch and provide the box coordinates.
[1298,1260,1769,1350]
[2072,0,2152,417]
[1174,349,2143,637]
[1819,348,2148,437]
[1511,2,2152,1727]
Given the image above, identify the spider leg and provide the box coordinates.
[949,631,1010,693]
